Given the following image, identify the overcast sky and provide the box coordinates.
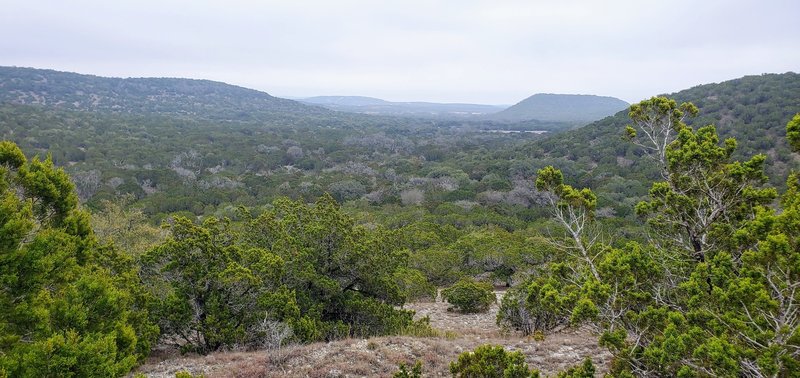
[1,0,798,104]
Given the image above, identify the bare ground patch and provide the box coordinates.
[134,292,610,377]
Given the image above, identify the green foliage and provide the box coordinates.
[635,125,776,261]
[788,113,800,152]
[602,108,799,376]
[628,96,698,132]
[554,358,595,378]
[409,246,465,286]
[497,285,536,335]
[0,141,156,377]
[239,194,414,340]
[396,316,448,338]
[514,240,661,333]
[145,194,421,352]
[523,275,578,332]
[142,216,290,354]
[0,140,25,168]
[91,196,166,256]
[442,278,496,313]
[394,267,437,302]
[394,361,423,378]
[449,344,539,378]
[524,105,800,376]
[448,227,535,285]
[328,180,367,202]
[534,165,564,193]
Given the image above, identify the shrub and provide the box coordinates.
[142,216,293,354]
[555,358,595,378]
[496,286,533,335]
[395,267,437,302]
[327,180,366,202]
[175,371,205,378]
[393,361,423,378]
[442,278,496,313]
[398,316,441,338]
[449,345,539,378]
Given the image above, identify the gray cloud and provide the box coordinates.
[1,0,798,104]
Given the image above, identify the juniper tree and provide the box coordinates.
[0,141,156,377]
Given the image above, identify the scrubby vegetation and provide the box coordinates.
[2,68,799,376]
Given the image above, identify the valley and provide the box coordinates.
[1,66,799,377]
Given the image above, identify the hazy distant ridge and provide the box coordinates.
[300,95,506,118]
[302,96,391,107]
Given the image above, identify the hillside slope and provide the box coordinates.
[0,66,328,121]
[521,73,800,194]
[490,93,629,122]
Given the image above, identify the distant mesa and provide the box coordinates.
[489,93,630,123]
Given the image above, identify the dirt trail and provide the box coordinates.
[134,293,610,377]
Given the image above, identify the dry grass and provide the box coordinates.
[133,292,611,377]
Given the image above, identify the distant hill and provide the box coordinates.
[0,66,328,121]
[299,95,506,118]
[522,73,800,192]
[303,96,390,107]
[490,93,629,123]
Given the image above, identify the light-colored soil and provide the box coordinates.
[134,292,611,377]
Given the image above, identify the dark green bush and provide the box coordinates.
[442,278,496,313]
[449,344,539,378]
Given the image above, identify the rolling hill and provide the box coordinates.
[0,66,329,121]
